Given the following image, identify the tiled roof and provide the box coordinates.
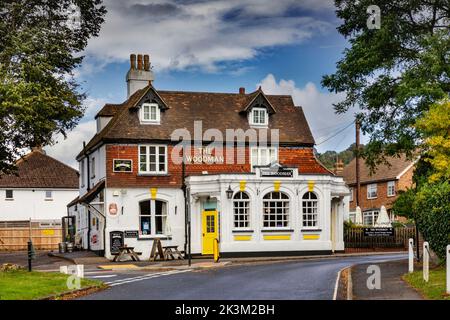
[342,154,415,185]
[77,86,316,159]
[0,150,79,189]
[95,103,122,118]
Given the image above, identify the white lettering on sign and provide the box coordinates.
[184,147,224,164]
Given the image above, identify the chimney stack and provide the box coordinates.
[239,87,245,94]
[333,159,344,176]
[126,53,155,98]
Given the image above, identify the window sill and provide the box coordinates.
[387,194,396,198]
[301,229,322,232]
[138,236,172,241]
[5,198,14,201]
[44,199,53,201]
[367,197,378,200]
[140,120,161,125]
[232,229,254,233]
[138,173,170,177]
[261,228,294,233]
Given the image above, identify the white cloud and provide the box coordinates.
[258,74,357,152]
[79,0,336,74]
[43,97,107,168]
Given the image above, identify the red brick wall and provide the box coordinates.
[106,144,329,188]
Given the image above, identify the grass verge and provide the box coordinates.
[402,267,449,300]
[0,270,103,300]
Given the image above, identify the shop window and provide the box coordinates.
[233,192,250,229]
[302,192,319,228]
[139,199,168,236]
[363,210,379,226]
[139,145,167,174]
[262,191,289,228]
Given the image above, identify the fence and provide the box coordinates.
[344,227,416,251]
[0,220,62,251]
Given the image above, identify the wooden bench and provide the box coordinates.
[112,246,141,262]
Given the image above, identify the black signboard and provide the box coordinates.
[363,227,394,237]
[261,168,294,178]
[110,231,124,254]
[124,230,139,238]
[113,159,132,172]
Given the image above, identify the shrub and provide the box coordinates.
[413,181,450,261]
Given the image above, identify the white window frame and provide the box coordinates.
[363,210,379,226]
[80,160,85,187]
[249,107,268,126]
[139,199,168,237]
[138,145,168,174]
[140,103,160,124]
[367,183,377,199]
[387,181,396,197]
[233,192,250,229]
[90,157,95,179]
[262,191,290,229]
[250,147,277,170]
[302,192,319,229]
[45,190,53,200]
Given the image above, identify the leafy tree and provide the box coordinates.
[0,0,106,174]
[316,143,360,170]
[323,0,450,170]
[415,99,450,182]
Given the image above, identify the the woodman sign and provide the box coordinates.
[184,147,224,164]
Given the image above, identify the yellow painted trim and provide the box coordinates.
[239,180,246,191]
[303,234,320,240]
[274,181,281,192]
[98,264,139,270]
[150,187,157,200]
[264,234,291,240]
[307,181,315,192]
[234,235,252,241]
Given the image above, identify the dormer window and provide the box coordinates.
[250,107,268,126]
[140,103,160,124]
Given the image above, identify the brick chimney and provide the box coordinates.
[126,53,154,98]
[239,87,245,94]
[333,159,344,176]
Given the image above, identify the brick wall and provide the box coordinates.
[106,144,330,188]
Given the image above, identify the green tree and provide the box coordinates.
[0,0,106,174]
[322,0,450,170]
[415,99,450,182]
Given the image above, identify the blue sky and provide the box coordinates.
[45,0,365,167]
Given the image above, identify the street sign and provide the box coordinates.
[363,227,394,237]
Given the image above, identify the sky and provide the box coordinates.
[44,0,366,168]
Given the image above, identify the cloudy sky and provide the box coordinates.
[45,0,364,168]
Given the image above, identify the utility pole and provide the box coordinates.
[355,121,361,207]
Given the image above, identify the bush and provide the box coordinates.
[413,181,450,262]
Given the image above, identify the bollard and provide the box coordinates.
[423,242,429,282]
[447,245,449,294]
[408,238,414,273]
[213,238,220,263]
[76,264,84,278]
[60,266,68,274]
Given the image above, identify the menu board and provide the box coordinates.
[110,231,124,254]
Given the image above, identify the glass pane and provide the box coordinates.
[140,216,151,235]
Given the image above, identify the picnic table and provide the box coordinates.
[112,246,141,262]
[163,245,184,260]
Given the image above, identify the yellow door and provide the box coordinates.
[202,210,218,255]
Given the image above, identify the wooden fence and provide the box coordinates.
[0,220,62,251]
[344,227,416,250]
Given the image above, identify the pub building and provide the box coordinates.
[68,53,350,259]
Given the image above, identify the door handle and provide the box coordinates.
[202,233,205,237]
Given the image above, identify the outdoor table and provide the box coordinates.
[112,246,141,262]
[163,245,184,260]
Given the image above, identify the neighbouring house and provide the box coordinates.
[341,155,416,225]
[0,147,79,223]
[68,53,350,259]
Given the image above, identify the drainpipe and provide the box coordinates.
[182,147,187,257]
[83,141,91,251]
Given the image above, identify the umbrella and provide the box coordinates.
[355,206,363,225]
[375,205,392,227]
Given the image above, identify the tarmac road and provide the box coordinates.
[81,253,408,300]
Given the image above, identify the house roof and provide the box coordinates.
[95,103,122,119]
[77,85,315,159]
[342,154,416,185]
[0,150,79,189]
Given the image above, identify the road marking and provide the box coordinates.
[105,270,191,287]
[90,275,117,279]
[333,266,349,300]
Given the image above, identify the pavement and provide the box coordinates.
[351,260,423,300]
[78,253,409,300]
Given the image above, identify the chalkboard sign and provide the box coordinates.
[363,227,394,237]
[124,230,139,238]
[110,231,124,254]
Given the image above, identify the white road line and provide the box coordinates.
[106,270,190,287]
[333,266,349,300]
[90,275,118,279]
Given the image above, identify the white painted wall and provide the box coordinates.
[79,145,106,196]
[0,188,78,221]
